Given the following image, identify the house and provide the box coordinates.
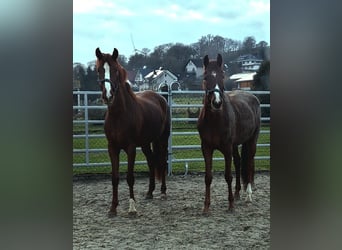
[184,58,203,78]
[229,72,256,90]
[143,68,179,91]
[231,54,263,72]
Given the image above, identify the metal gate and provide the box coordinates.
[73,90,270,175]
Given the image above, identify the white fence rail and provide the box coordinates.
[73,90,270,175]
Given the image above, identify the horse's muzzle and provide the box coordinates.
[211,99,223,111]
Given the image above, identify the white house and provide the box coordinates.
[229,72,256,90]
[232,54,263,72]
[184,59,203,78]
[143,68,179,91]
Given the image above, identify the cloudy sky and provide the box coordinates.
[73,0,270,64]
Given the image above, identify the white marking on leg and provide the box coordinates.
[128,198,137,214]
[246,183,253,202]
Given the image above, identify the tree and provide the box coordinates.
[256,41,269,60]
[256,41,268,48]
[164,43,196,75]
[84,65,98,93]
[242,36,256,54]
[211,35,225,55]
[253,60,270,91]
[127,53,146,71]
[118,55,128,68]
[73,63,86,90]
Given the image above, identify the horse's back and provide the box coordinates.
[228,91,261,144]
[136,91,169,119]
[135,90,170,140]
[136,90,168,109]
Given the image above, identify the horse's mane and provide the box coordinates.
[114,59,136,100]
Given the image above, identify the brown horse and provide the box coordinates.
[95,48,170,216]
[197,54,261,214]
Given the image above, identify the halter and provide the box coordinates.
[205,85,225,111]
[205,87,222,95]
[97,78,119,96]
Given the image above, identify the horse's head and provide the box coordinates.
[95,47,125,105]
[202,54,225,111]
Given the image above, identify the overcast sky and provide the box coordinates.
[73,0,270,65]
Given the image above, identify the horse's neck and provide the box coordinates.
[109,86,135,115]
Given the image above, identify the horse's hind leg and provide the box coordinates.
[126,146,137,214]
[241,139,257,202]
[153,137,168,198]
[232,145,241,200]
[141,144,155,199]
[223,146,234,212]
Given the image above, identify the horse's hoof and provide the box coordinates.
[202,209,210,216]
[160,193,167,200]
[128,211,137,217]
[228,206,235,213]
[145,193,153,199]
[108,210,117,217]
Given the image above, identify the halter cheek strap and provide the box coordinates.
[97,78,119,95]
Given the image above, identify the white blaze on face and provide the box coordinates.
[213,84,221,104]
[104,81,111,99]
[104,62,110,79]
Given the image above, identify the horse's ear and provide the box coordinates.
[112,48,119,60]
[217,54,223,68]
[203,55,209,68]
[95,48,103,59]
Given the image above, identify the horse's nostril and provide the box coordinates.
[212,100,222,109]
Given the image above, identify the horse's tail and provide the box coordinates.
[154,95,170,181]
[153,138,168,181]
[241,133,258,186]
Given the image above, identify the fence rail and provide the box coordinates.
[73,90,270,175]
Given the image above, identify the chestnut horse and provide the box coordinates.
[95,48,170,216]
[197,54,261,214]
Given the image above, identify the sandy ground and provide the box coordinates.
[73,172,270,249]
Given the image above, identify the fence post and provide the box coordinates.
[167,87,173,176]
[84,93,89,166]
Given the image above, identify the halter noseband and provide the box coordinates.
[97,78,119,96]
[205,88,222,95]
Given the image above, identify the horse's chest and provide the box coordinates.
[199,122,231,147]
[104,121,131,144]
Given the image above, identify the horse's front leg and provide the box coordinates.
[201,143,213,215]
[126,145,137,215]
[223,145,234,212]
[108,144,120,217]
